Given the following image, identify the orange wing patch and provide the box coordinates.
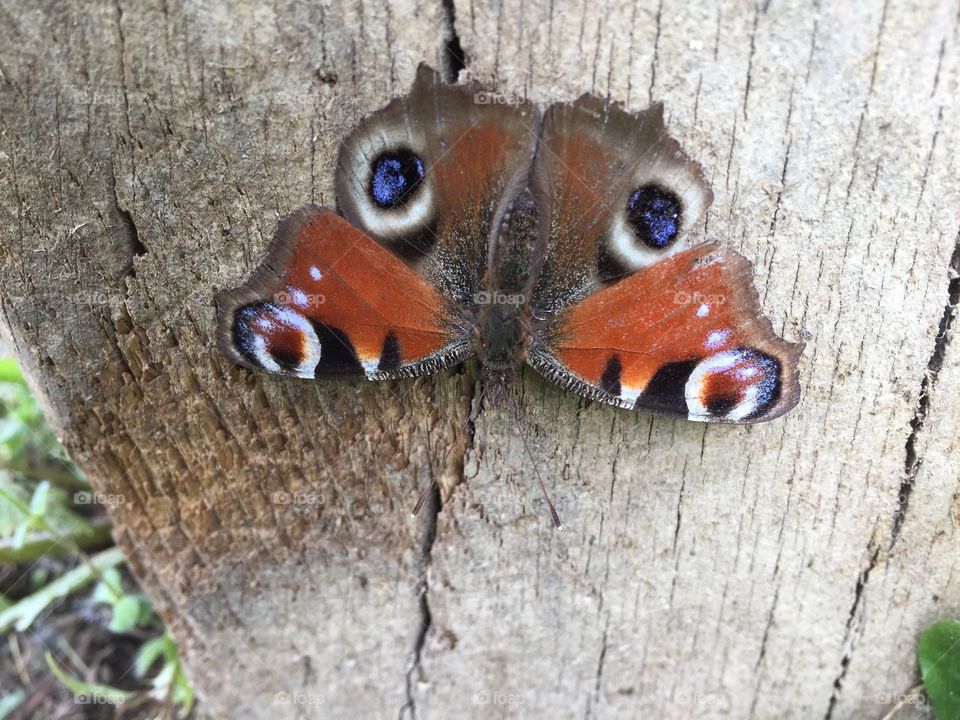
[530,243,801,422]
[217,207,471,379]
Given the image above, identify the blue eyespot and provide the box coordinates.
[626,185,682,249]
[369,148,425,209]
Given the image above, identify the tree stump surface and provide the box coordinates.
[0,1,958,718]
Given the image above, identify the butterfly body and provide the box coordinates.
[216,65,801,424]
[469,297,526,406]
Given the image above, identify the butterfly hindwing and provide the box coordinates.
[216,206,471,380]
[528,243,801,423]
[335,64,539,305]
[529,98,713,314]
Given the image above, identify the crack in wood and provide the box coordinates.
[914,105,943,221]
[441,0,467,82]
[891,235,960,547]
[585,618,609,719]
[400,480,440,720]
[742,4,760,122]
[109,170,146,280]
[822,543,880,720]
[648,0,663,104]
[401,366,480,717]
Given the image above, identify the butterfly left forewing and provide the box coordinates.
[216,206,471,380]
[529,242,801,422]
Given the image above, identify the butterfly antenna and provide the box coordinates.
[507,388,562,528]
[411,474,436,517]
[412,379,488,517]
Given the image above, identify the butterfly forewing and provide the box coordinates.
[335,65,539,305]
[529,98,713,314]
[216,207,472,380]
[528,243,801,422]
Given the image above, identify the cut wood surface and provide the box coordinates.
[0,0,958,718]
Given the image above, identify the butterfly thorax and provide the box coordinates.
[473,293,529,404]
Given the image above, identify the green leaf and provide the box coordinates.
[0,547,126,633]
[0,479,101,559]
[92,568,123,604]
[109,595,142,633]
[0,359,24,384]
[11,521,28,550]
[45,652,132,705]
[171,665,196,714]
[0,689,25,720]
[919,619,960,720]
[29,480,50,517]
[136,633,195,713]
[135,635,170,676]
[136,595,155,626]
[0,481,34,533]
[0,520,112,563]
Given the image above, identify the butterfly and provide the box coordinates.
[216,65,801,440]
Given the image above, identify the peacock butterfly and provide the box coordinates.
[215,65,802,487]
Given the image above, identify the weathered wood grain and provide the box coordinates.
[0,0,957,718]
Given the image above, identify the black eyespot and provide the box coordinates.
[368,148,425,209]
[626,184,682,249]
[233,302,301,371]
